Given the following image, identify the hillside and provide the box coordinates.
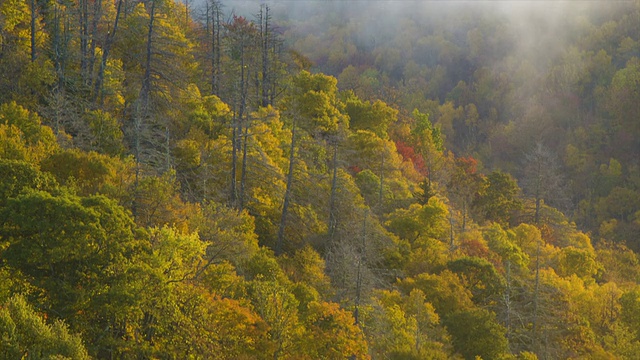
[0,0,639,359]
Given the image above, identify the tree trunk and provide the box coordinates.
[379,144,385,209]
[276,118,297,256]
[30,0,37,62]
[132,0,156,218]
[354,209,367,325]
[207,0,222,96]
[462,200,467,232]
[87,0,103,88]
[505,259,512,342]
[51,4,66,90]
[231,27,250,209]
[239,120,250,212]
[79,0,89,83]
[449,209,455,254]
[94,0,123,104]
[230,111,238,207]
[532,237,541,351]
[260,4,271,107]
[140,0,155,110]
[328,139,338,241]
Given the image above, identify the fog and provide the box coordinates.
[202,0,622,70]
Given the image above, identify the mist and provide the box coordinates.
[208,0,617,68]
[189,0,637,164]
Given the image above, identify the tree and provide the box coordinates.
[0,295,90,359]
[385,197,450,244]
[347,130,415,212]
[153,285,270,359]
[410,109,444,188]
[0,102,57,163]
[343,91,398,138]
[0,191,146,356]
[522,142,567,224]
[279,245,332,298]
[443,308,509,360]
[365,289,451,359]
[257,3,280,107]
[483,223,529,347]
[133,170,192,230]
[620,286,640,342]
[473,171,522,226]
[93,0,124,105]
[117,0,197,174]
[225,15,258,209]
[0,0,54,107]
[190,200,260,270]
[0,159,57,207]
[202,0,223,96]
[447,156,483,232]
[398,271,474,318]
[276,71,344,255]
[40,149,133,198]
[446,256,506,307]
[247,279,304,359]
[302,301,369,359]
[607,57,640,161]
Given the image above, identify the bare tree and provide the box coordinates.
[276,115,297,256]
[522,142,568,224]
[93,0,124,105]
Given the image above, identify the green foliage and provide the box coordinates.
[177,84,231,137]
[343,91,397,138]
[446,256,506,306]
[167,287,270,359]
[84,110,125,156]
[243,248,289,283]
[355,169,383,207]
[555,246,600,279]
[0,102,57,162]
[148,226,206,282]
[0,159,57,207]
[411,109,443,152]
[484,223,529,268]
[133,170,192,230]
[247,278,303,359]
[473,171,522,226]
[0,102,49,145]
[620,286,640,337]
[0,190,144,356]
[285,70,345,134]
[399,271,474,317]
[280,246,332,298]
[365,289,451,359]
[385,197,449,242]
[0,1,639,358]
[443,308,509,360]
[41,149,133,198]
[191,201,260,266]
[0,295,90,360]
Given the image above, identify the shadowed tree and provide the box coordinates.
[0,295,90,359]
[276,71,343,255]
[522,142,567,224]
[473,171,523,226]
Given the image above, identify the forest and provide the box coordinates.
[0,0,639,358]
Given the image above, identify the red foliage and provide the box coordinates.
[395,140,427,176]
[458,236,503,270]
[456,156,478,175]
[348,165,362,174]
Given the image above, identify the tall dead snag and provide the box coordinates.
[93,0,123,104]
[225,16,257,209]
